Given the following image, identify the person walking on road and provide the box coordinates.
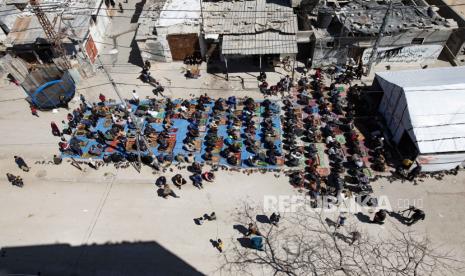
[14,156,30,172]
[30,105,39,117]
[99,93,106,103]
[51,121,61,136]
[269,212,280,226]
[144,60,151,70]
[217,239,224,252]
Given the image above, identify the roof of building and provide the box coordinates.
[376,66,465,154]
[202,0,297,35]
[203,0,298,55]
[157,0,200,27]
[0,4,20,44]
[4,0,98,46]
[222,32,297,55]
[336,0,457,35]
[0,4,20,29]
[136,0,166,40]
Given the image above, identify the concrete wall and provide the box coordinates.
[311,27,453,66]
[87,7,111,54]
[142,23,200,62]
[83,1,111,62]
[311,41,345,67]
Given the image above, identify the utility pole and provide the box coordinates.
[97,55,152,172]
[366,1,393,76]
[29,0,72,69]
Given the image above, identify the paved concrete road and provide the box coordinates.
[0,1,464,275]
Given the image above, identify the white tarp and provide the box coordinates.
[376,66,465,156]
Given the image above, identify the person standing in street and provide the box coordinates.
[59,95,69,109]
[30,105,39,117]
[14,156,30,172]
[51,121,61,136]
[144,60,151,70]
[372,209,387,224]
[406,207,425,225]
[80,94,86,105]
[132,90,140,105]
[337,213,347,228]
[118,2,123,13]
[53,154,62,165]
[99,93,106,103]
[269,212,280,226]
[217,239,224,252]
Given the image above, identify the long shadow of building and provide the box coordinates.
[0,241,204,276]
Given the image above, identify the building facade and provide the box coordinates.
[298,0,458,67]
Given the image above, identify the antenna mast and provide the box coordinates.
[29,0,72,69]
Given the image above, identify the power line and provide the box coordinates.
[1,2,465,16]
[7,31,465,46]
[1,2,465,13]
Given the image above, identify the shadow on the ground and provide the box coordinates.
[128,36,145,67]
[334,232,352,244]
[256,214,270,224]
[388,211,411,225]
[131,0,146,23]
[325,217,337,228]
[0,241,204,275]
[236,237,252,249]
[206,58,277,74]
[233,224,248,235]
[355,212,372,223]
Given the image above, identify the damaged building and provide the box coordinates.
[300,0,458,67]
[425,0,465,65]
[2,0,110,69]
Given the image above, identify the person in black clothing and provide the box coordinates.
[14,156,29,172]
[269,212,280,226]
[145,60,151,70]
[406,207,425,225]
[372,209,387,224]
[407,163,422,181]
[258,71,267,82]
[156,176,167,186]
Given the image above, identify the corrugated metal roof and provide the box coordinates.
[4,0,97,46]
[222,32,297,55]
[6,15,41,45]
[5,13,91,46]
[202,0,297,35]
